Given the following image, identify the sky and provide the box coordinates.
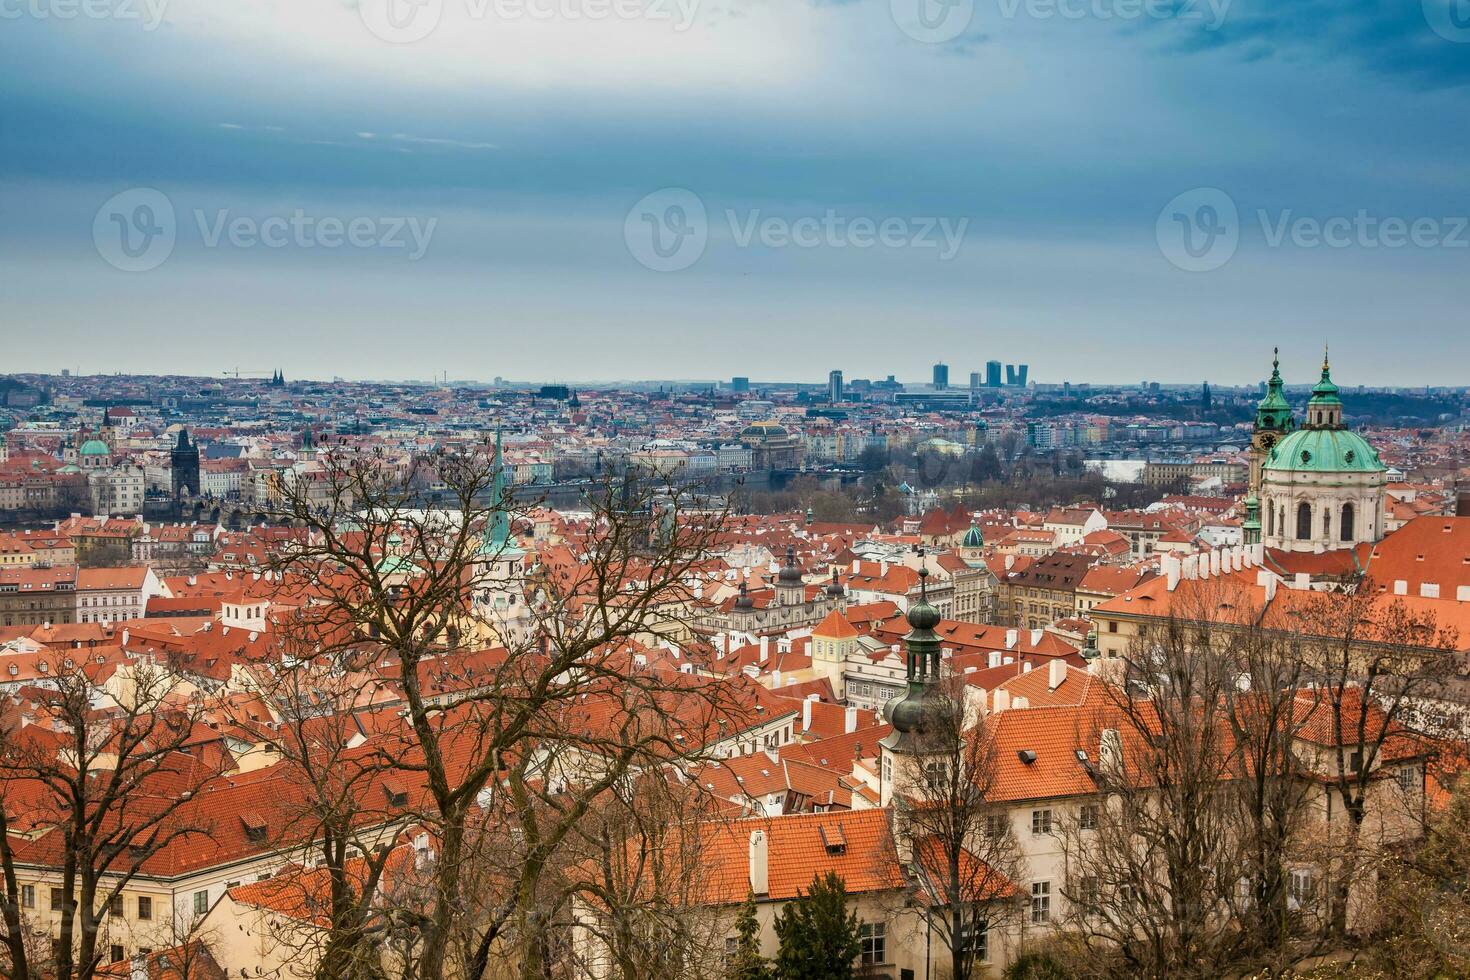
[1,0,1468,385]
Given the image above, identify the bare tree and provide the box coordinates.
[264,446,739,980]
[0,658,220,980]
[893,672,1025,980]
[1060,608,1246,979]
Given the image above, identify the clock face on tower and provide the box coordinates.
[1259,433,1277,450]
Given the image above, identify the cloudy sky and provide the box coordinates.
[1,0,1468,385]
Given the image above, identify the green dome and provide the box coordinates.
[1264,427,1383,474]
[79,439,110,456]
[962,523,984,548]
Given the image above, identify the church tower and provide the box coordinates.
[171,428,200,501]
[1259,351,1388,553]
[879,566,955,807]
[775,546,805,607]
[1247,350,1295,546]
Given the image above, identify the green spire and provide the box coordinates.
[481,427,512,554]
[1309,344,1341,405]
[1255,347,1294,433]
[1243,493,1261,545]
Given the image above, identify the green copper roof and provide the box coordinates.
[1263,427,1384,474]
[1255,348,1294,432]
[79,439,110,455]
[1308,348,1341,406]
[962,523,984,548]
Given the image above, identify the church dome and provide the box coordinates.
[79,439,110,456]
[962,523,984,548]
[1264,427,1383,475]
[740,422,787,441]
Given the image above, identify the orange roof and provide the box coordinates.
[698,809,905,903]
[811,608,859,639]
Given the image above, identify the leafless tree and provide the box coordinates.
[264,446,739,980]
[0,658,220,980]
[892,672,1025,980]
[1060,607,1246,979]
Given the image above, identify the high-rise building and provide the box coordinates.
[932,363,949,390]
[828,370,844,403]
[731,376,750,393]
[1005,364,1029,388]
[986,360,1002,387]
[969,372,981,391]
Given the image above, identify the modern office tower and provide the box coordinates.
[731,377,751,393]
[1005,363,1030,388]
[986,360,1002,387]
[969,372,981,391]
[828,370,844,403]
[932,363,949,390]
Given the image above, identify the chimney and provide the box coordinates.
[1030,629,1042,647]
[988,650,1001,669]
[880,560,889,577]
[1048,658,1066,691]
[1210,550,1222,576]
[852,559,861,576]
[1264,576,1278,601]
[749,830,769,895]
[759,637,770,663]
[772,669,782,689]
[1293,572,1310,591]
[802,698,813,733]
[844,706,858,734]
[1005,629,1018,649]
[1198,553,1211,580]
[1163,555,1181,591]
[992,689,1011,713]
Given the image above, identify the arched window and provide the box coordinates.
[1267,504,1275,538]
[1296,502,1312,540]
[1341,503,1355,542]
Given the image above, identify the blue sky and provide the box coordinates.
[1,0,1468,384]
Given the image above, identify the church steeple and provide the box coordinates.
[1306,345,1343,429]
[878,560,950,806]
[1250,348,1295,499]
[480,428,513,555]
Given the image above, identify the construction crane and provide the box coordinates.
[223,368,271,379]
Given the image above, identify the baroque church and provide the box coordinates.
[1245,350,1388,555]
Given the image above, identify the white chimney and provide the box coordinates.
[988,650,1001,669]
[802,698,813,733]
[852,559,861,576]
[749,830,769,895]
[1210,550,1222,576]
[844,706,858,734]
[1048,658,1066,691]
[1030,629,1042,647]
[772,669,782,688]
[880,560,889,577]
[1264,576,1278,601]
[1164,555,1181,591]
[1198,553,1212,580]
[759,637,770,663]
[1005,629,1018,649]
[992,689,1011,713]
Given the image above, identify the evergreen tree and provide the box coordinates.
[773,872,863,980]
[725,893,773,980]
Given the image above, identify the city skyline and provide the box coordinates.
[3,2,1469,383]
